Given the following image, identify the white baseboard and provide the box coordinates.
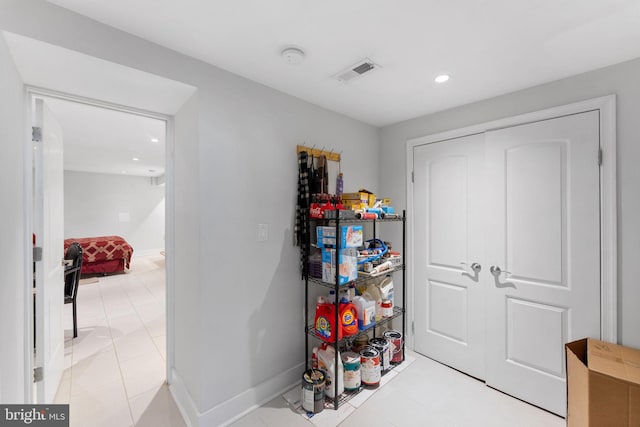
[132,248,165,257]
[169,369,198,427]
[169,363,303,427]
[208,362,303,427]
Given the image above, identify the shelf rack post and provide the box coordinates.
[402,210,406,362]
[333,216,341,409]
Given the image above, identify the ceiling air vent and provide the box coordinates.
[333,58,380,83]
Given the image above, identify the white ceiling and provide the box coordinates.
[3,32,196,116]
[42,97,166,177]
[3,32,195,178]
[47,0,640,126]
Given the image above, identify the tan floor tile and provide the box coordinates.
[128,384,186,427]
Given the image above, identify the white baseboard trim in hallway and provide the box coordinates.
[196,362,304,427]
[170,362,304,427]
[169,369,198,427]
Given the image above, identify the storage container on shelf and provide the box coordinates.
[317,346,344,399]
[314,296,342,342]
[353,292,376,330]
[339,296,358,336]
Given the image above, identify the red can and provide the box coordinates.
[360,347,381,388]
[383,330,403,364]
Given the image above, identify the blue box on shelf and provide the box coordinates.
[321,247,358,285]
[316,225,363,248]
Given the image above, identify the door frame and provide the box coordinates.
[22,86,177,402]
[405,94,617,350]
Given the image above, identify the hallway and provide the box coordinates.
[54,253,183,427]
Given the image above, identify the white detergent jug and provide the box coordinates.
[366,283,383,322]
[317,345,344,399]
[353,292,376,330]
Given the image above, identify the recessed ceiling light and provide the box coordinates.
[151,138,159,143]
[281,47,305,65]
[132,157,139,161]
[434,74,450,83]
[121,170,127,174]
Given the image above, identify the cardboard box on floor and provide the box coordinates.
[566,338,640,427]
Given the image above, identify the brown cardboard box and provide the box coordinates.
[566,338,640,426]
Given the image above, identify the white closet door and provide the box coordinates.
[413,133,487,380]
[34,98,65,402]
[484,111,601,416]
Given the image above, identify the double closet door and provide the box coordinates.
[413,111,601,416]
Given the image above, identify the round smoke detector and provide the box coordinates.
[281,47,305,65]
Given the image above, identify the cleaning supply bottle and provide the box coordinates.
[353,292,376,330]
[339,296,358,336]
[316,295,327,309]
[379,275,394,308]
[314,297,342,342]
[317,345,344,399]
[366,282,383,322]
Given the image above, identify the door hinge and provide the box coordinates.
[411,171,414,183]
[33,246,43,262]
[598,148,603,166]
[411,321,415,335]
[32,126,42,142]
[33,367,43,383]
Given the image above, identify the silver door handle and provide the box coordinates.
[461,262,481,273]
[490,265,511,277]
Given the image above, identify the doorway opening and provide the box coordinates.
[29,89,173,424]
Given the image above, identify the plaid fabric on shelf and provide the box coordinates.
[294,150,310,277]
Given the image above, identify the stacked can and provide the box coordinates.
[301,369,325,414]
[341,351,361,391]
[383,330,404,364]
[359,347,381,388]
[369,338,391,372]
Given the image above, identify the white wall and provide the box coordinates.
[0,1,380,422]
[64,170,165,254]
[172,92,202,415]
[0,33,25,403]
[380,57,640,349]
[196,80,379,424]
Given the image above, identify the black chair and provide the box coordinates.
[64,242,83,338]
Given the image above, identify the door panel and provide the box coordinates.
[414,133,486,380]
[34,98,65,403]
[485,111,600,416]
[429,156,468,268]
[428,280,468,342]
[506,142,564,285]
[506,298,567,378]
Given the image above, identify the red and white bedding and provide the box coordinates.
[64,236,133,276]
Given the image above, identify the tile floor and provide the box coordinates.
[54,253,185,427]
[54,253,565,427]
[232,351,565,427]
